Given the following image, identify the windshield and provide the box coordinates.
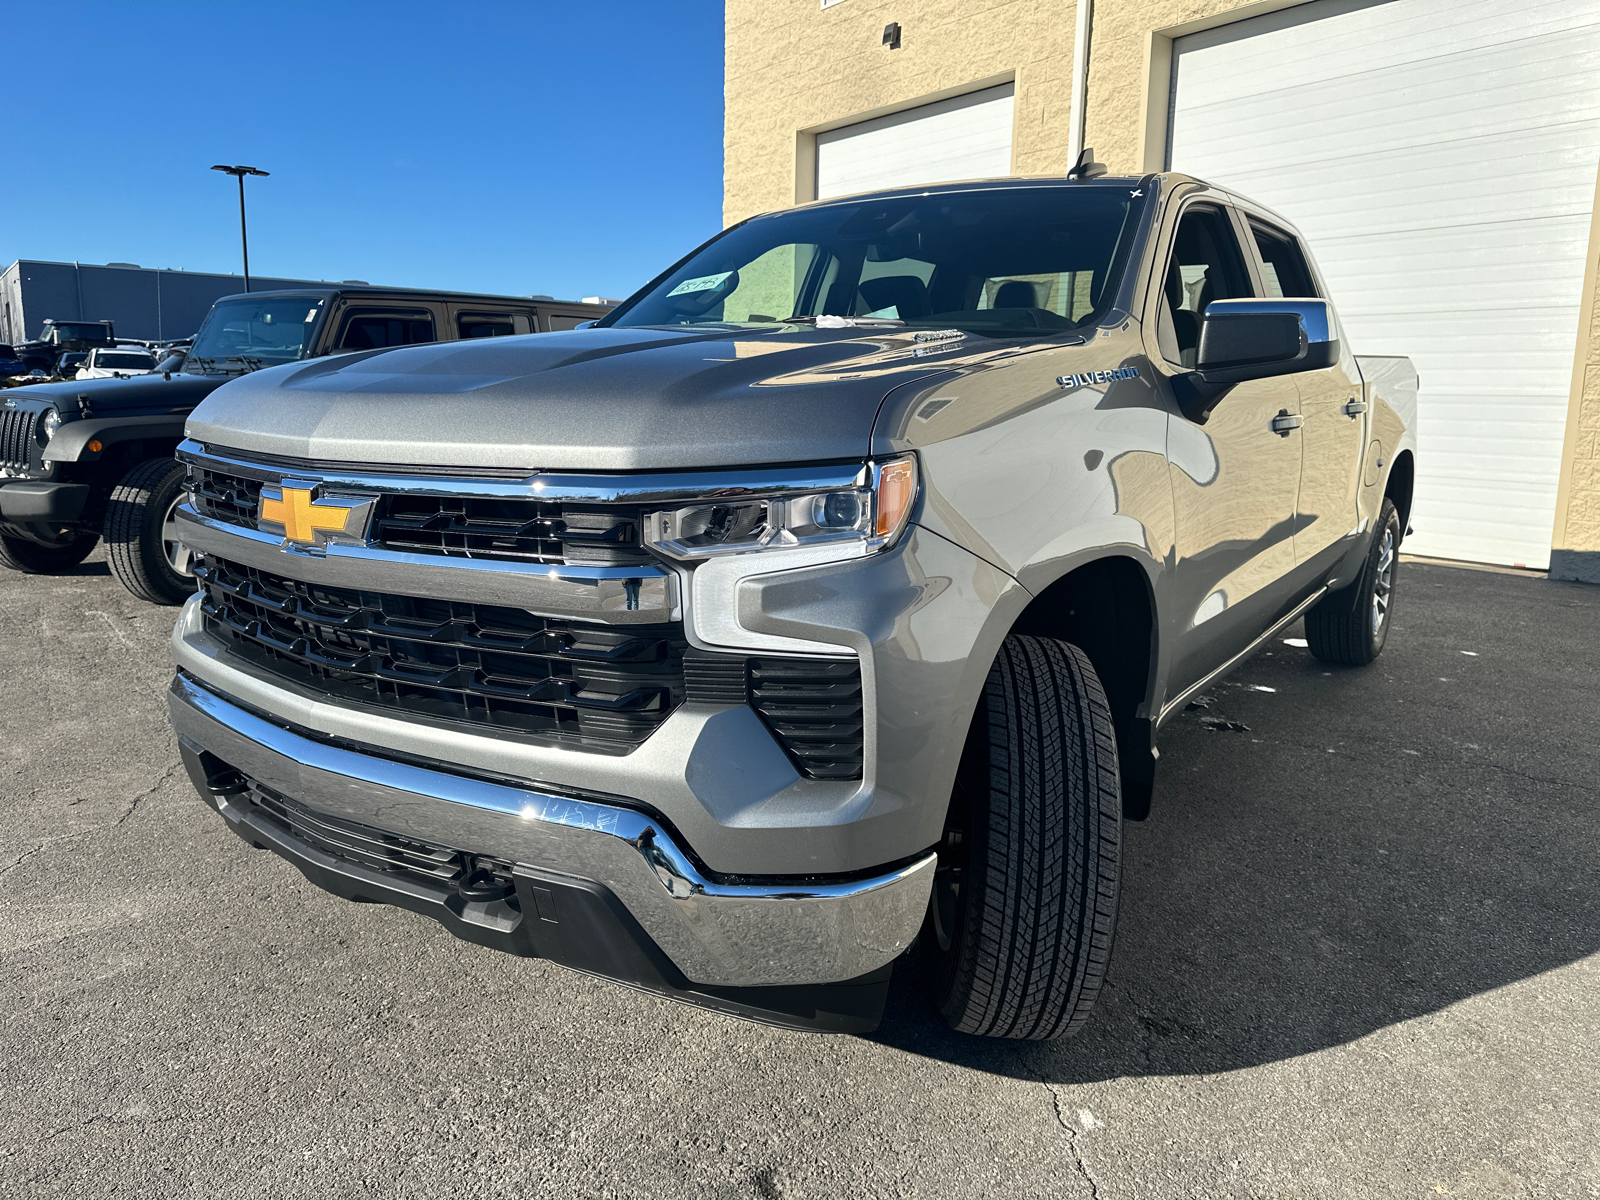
[97,352,154,370]
[606,186,1148,335]
[186,297,325,371]
[50,323,110,342]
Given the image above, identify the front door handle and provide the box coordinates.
[1270,409,1304,437]
[1342,397,1367,418]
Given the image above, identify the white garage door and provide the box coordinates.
[1169,0,1600,568]
[816,83,1014,201]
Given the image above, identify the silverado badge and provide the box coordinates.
[258,482,375,547]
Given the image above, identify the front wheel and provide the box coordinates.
[104,458,196,605]
[1305,498,1400,666]
[925,634,1123,1041]
[0,529,99,573]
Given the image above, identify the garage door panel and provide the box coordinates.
[1178,53,1600,181]
[1174,0,1600,105]
[815,84,1014,201]
[1172,0,1600,568]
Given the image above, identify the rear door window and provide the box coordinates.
[1250,220,1318,298]
[456,312,518,339]
[543,312,595,331]
[338,309,436,350]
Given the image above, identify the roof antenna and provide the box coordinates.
[1068,147,1108,180]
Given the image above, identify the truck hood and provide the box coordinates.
[2,371,226,414]
[185,326,976,471]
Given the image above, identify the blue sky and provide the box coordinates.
[0,2,724,302]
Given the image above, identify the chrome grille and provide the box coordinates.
[196,553,687,748]
[188,463,651,567]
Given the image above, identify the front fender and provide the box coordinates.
[733,524,1034,865]
[43,414,189,463]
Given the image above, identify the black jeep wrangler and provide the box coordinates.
[12,320,118,376]
[0,286,611,602]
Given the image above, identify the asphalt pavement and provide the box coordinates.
[1,549,1596,1199]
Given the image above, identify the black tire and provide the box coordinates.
[104,458,195,605]
[0,530,98,573]
[1305,498,1400,666]
[926,634,1122,1041]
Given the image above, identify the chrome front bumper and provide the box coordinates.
[168,673,935,991]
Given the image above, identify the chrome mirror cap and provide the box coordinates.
[1203,297,1336,349]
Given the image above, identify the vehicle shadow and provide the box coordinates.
[865,570,1600,1083]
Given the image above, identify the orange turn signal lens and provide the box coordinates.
[87,439,103,453]
[874,456,917,540]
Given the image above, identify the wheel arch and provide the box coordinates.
[1003,553,1160,819]
[1384,449,1415,539]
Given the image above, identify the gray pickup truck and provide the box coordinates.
[164,174,1416,1039]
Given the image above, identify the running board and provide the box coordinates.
[1157,587,1328,725]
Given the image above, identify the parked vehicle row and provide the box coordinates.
[0,287,612,600]
[144,172,1416,1039]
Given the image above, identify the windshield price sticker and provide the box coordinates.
[667,272,734,297]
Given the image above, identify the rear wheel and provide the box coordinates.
[104,458,195,605]
[926,634,1123,1041]
[0,529,98,573]
[1305,498,1400,666]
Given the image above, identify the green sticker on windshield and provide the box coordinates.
[667,272,733,297]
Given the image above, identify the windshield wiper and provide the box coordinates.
[225,356,264,372]
[782,315,905,328]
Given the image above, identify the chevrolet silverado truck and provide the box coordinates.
[165,174,1416,1038]
[0,287,612,603]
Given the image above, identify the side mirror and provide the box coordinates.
[1176,299,1339,423]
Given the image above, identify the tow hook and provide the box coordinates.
[456,864,516,903]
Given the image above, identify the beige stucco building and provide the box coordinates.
[724,0,1600,581]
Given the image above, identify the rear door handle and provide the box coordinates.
[1342,397,1367,418]
[1270,409,1304,436]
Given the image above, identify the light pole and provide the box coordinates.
[210,164,269,291]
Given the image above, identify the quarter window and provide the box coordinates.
[1251,221,1317,299]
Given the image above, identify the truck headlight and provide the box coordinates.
[643,456,918,561]
[41,408,61,439]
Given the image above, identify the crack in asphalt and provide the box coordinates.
[1042,1079,1103,1200]
[0,843,47,880]
[116,765,179,827]
[1,764,181,885]
[4,1111,187,1156]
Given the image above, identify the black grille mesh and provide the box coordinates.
[189,465,261,527]
[683,651,865,781]
[373,494,647,566]
[0,407,37,471]
[196,553,687,748]
[240,774,512,893]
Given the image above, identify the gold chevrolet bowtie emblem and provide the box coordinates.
[258,483,373,546]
